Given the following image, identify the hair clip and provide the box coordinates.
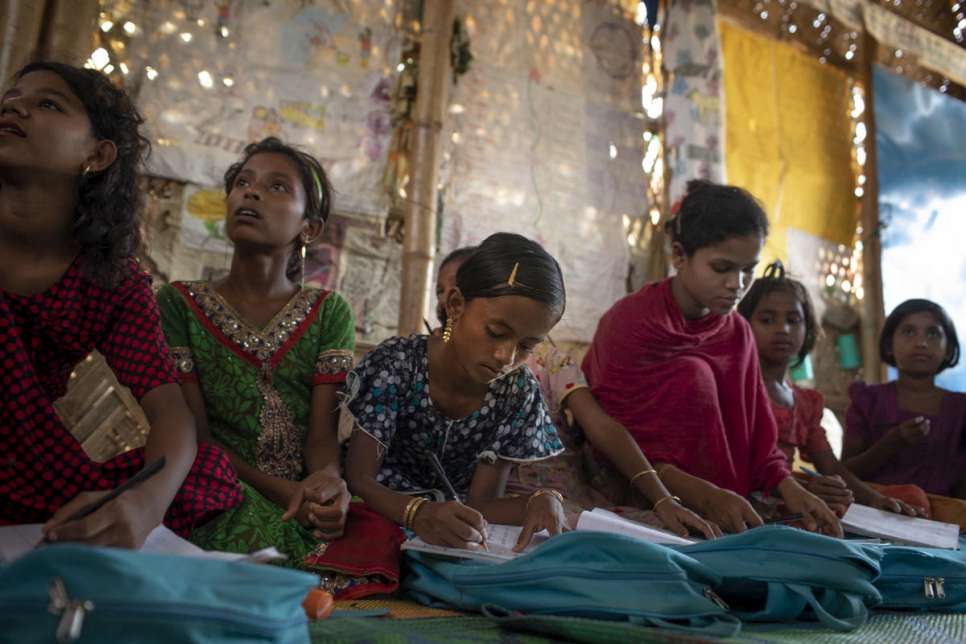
[311,168,324,204]
[764,260,786,279]
[507,262,519,288]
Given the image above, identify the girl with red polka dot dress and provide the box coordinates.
[0,62,241,549]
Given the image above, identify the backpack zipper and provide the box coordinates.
[924,577,947,600]
[47,577,94,643]
[704,587,730,610]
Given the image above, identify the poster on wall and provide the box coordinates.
[874,65,966,392]
[131,0,398,217]
[439,1,646,342]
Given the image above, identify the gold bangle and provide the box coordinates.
[403,497,428,531]
[651,495,681,511]
[630,469,657,487]
[527,489,564,512]
[657,463,673,480]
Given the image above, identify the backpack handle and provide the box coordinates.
[784,583,869,632]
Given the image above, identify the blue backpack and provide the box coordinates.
[401,530,742,638]
[678,525,883,631]
[869,537,966,611]
[0,544,318,643]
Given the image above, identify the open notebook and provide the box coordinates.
[841,504,961,550]
[0,524,286,564]
[400,507,697,563]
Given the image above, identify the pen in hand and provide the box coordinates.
[44,456,167,543]
[762,513,806,525]
[424,451,488,551]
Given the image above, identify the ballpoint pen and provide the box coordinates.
[425,451,488,551]
[44,456,167,542]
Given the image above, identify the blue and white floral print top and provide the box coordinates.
[342,335,563,497]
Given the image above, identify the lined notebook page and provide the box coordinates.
[576,508,697,545]
[0,524,285,563]
[401,525,550,563]
[841,504,960,550]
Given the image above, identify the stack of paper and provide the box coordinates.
[841,504,961,550]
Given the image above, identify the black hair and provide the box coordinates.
[436,245,477,327]
[880,299,960,373]
[454,232,565,319]
[16,61,151,288]
[224,137,333,281]
[737,261,819,368]
[439,245,478,274]
[665,179,770,255]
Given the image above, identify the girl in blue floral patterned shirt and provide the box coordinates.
[344,232,566,552]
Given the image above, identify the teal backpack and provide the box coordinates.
[678,525,883,631]
[0,543,318,643]
[401,530,742,638]
[869,537,966,611]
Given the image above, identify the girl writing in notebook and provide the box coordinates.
[344,232,568,552]
[738,261,921,516]
[842,299,966,503]
[582,180,841,536]
[159,139,403,598]
[434,247,719,539]
[0,61,240,548]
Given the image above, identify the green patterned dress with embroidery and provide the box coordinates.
[156,281,355,566]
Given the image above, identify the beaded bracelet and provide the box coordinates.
[651,495,681,511]
[630,469,657,487]
[526,488,564,511]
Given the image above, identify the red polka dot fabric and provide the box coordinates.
[1,259,242,535]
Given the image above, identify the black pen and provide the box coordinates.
[45,456,167,540]
[762,513,806,525]
[424,451,488,551]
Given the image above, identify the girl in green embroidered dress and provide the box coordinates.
[157,138,357,557]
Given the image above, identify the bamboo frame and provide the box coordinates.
[396,0,456,336]
[857,31,887,383]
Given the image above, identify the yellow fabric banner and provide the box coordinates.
[720,20,856,264]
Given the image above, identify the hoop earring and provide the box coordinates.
[442,316,454,343]
[81,164,91,177]
[299,236,308,289]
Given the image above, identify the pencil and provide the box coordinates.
[45,456,167,540]
[424,451,488,551]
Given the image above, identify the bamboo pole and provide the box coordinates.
[858,32,886,383]
[396,0,456,336]
[0,0,48,87]
[39,0,99,64]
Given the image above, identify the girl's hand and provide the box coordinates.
[413,501,488,550]
[514,491,570,552]
[804,475,854,511]
[887,417,930,448]
[282,472,351,541]
[696,488,764,534]
[777,478,843,538]
[869,494,925,517]
[654,498,721,539]
[42,486,161,550]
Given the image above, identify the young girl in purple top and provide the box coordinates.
[842,299,966,500]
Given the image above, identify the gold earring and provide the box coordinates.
[442,316,454,343]
[81,164,91,177]
[299,236,308,289]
